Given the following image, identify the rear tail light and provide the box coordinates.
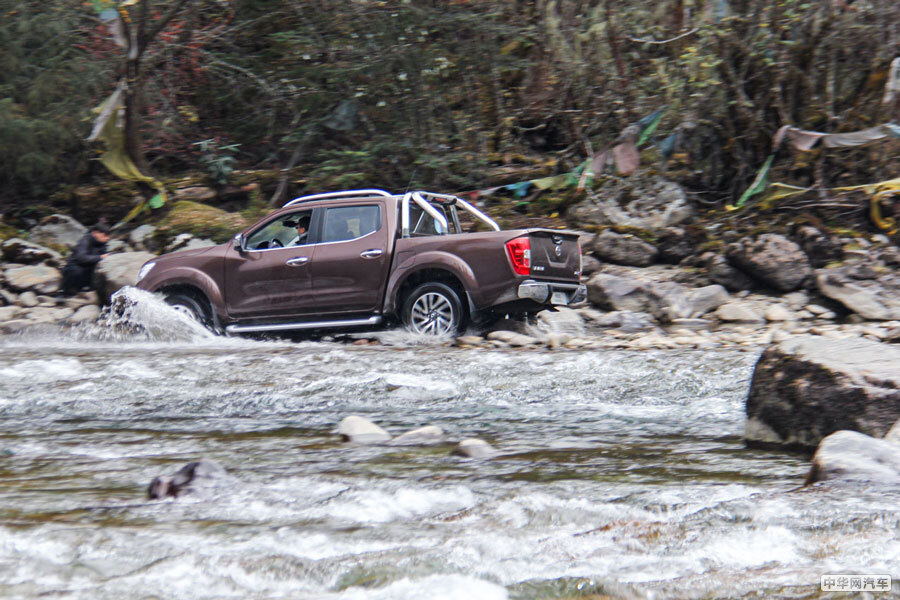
[506,236,531,275]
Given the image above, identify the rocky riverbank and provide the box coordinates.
[1,208,900,351]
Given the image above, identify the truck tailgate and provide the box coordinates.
[528,229,581,281]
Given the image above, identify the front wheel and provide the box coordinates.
[164,292,213,330]
[402,282,465,336]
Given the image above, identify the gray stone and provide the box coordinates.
[816,268,900,321]
[29,214,87,249]
[568,175,693,231]
[534,307,585,335]
[592,230,658,267]
[0,319,34,334]
[26,306,73,323]
[745,336,900,449]
[580,254,602,277]
[795,225,842,268]
[704,253,756,292]
[18,291,38,308]
[67,304,101,323]
[338,416,391,444]
[1,238,63,266]
[391,425,444,445]
[0,289,16,306]
[0,306,22,321]
[764,304,793,322]
[806,430,900,485]
[591,310,657,332]
[655,228,694,264]
[715,302,763,323]
[451,438,498,459]
[128,224,157,250]
[726,234,812,292]
[4,265,61,294]
[165,233,195,253]
[455,335,484,346]
[173,186,216,202]
[92,251,157,305]
[587,273,655,313]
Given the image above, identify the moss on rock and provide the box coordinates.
[152,201,249,247]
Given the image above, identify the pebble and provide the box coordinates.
[764,305,793,322]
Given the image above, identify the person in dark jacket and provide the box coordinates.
[60,224,110,296]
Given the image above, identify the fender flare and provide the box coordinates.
[145,267,225,319]
[383,251,477,315]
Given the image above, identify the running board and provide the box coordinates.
[225,316,381,334]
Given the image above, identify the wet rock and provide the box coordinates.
[338,415,391,444]
[592,230,658,267]
[1,238,63,266]
[4,265,61,294]
[455,335,484,346]
[147,459,229,499]
[0,306,22,321]
[128,224,157,250]
[715,302,763,323]
[92,251,157,305]
[67,304,101,323]
[703,253,756,292]
[0,319,33,334]
[391,425,445,445]
[805,430,900,485]
[567,175,693,230]
[745,336,900,449]
[816,267,900,320]
[726,234,812,292]
[794,225,842,268]
[451,438,498,459]
[486,330,539,347]
[29,214,87,249]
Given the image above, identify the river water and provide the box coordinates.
[0,291,897,599]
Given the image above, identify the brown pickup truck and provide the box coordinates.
[135,189,586,336]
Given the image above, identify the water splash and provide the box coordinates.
[87,286,215,342]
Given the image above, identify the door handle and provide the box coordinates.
[286,256,309,267]
[360,249,383,259]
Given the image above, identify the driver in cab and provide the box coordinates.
[289,215,310,246]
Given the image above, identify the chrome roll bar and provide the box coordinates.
[284,188,392,207]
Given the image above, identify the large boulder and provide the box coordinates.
[592,230,658,267]
[152,200,247,248]
[4,265,61,294]
[29,214,87,249]
[587,273,727,321]
[726,234,812,292]
[568,175,693,230]
[92,251,157,305]
[816,266,900,321]
[745,336,900,449]
[1,238,63,266]
[702,253,756,292]
[806,430,900,485]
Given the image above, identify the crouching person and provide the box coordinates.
[60,223,110,297]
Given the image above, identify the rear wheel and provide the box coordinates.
[164,292,213,329]
[402,282,465,336]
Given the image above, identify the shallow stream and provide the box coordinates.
[0,292,897,599]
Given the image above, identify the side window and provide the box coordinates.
[322,205,381,243]
[408,204,453,236]
[246,210,312,250]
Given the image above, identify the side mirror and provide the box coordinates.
[233,233,245,251]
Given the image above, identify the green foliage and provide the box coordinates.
[192,139,241,186]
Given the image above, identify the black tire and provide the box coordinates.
[164,292,213,329]
[401,282,465,336]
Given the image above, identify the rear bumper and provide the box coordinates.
[517,279,587,306]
